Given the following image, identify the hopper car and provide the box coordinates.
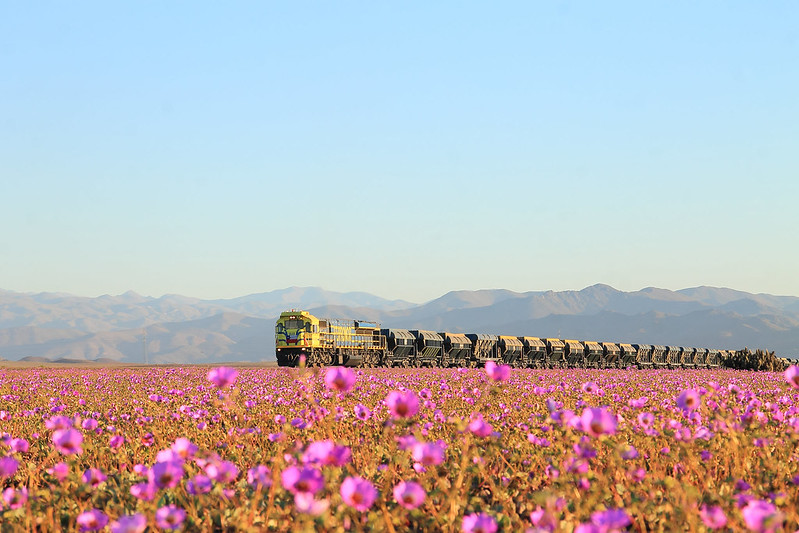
[275,310,729,369]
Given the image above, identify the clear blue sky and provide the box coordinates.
[1,2,797,303]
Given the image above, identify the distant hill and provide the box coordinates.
[1,285,797,363]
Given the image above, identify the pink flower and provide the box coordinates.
[2,487,27,510]
[130,482,157,501]
[580,407,617,437]
[9,438,29,453]
[354,404,372,420]
[205,460,238,483]
[45,416,73,430]
[393,480,426,510]
[186,474,213,495]
[676,389,701,412]
[591,508,631,530]
[171,438,198,460]
[47,462,69,482]
[485,361,510,382]
[785,365,799,390]
[207,367,238,389]
[150,461,184,489]
[468,414,493,438]
[302,440,352,467]
[741,500,784,532]
[386,390,420,419]
[52,428,83,455]
[109,435,125,449]
[325,367,357,393]
[110,514,147,533]
[0,456,18,478]
[412,442,446,466]
[294,492,330,515]
[247,465,272,489]
[81,467,107,487]
[76,509,109,531]
[699,505,728,530]
[461,512,498,533]
[155,505,187,530]
[281,466,324,495]
[340,476,378,512]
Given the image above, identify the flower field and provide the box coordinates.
[1,364,799,532]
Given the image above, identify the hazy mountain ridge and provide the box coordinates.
[1,285,798,363]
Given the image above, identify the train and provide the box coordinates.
[275,310,731,369]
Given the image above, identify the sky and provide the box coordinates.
[1,2,797,304]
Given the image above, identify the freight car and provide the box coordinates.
[275,310,730,369]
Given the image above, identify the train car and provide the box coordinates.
[440,332,471,368]
[705,349,719,368]
[633,344,652,367]
[652,345,667,367]
[564,340,585,367]
[409,330,443,367]
[521,336,547,368]
[618,343,637,367]
[545,338,566,367]
[665,346,681,368]
[679,347,696,369]
[465,334,500,367]
[381,329,415,367]
[601,342,621,368]
[498,336,524,367]
[276,310,386,367]
[582,341,603,368]
[693,348,708,368]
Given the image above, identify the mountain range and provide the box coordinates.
[0,285,797,364]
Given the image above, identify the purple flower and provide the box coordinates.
[354,404,372,420]
[150,461,184,489]
[294,492,330,515]
[699,505,728,530]
[676,389,701,412]
[591,508,631,529]
[580,407,617,437]
[207,366,238,389]
[9,438,29,453]
[2,487,27,510]
[619,444,639,460]
[110,514,147,533]
[324,367,357,393]
[155,505,187,530]
[281,466,324,495]
[47,462,69,482]
[76,509,109,531]
[0,456,18,478]
[52,428,83,455]
[205,460,238,483]
[302,440,352,467]
[386,390,420,419]
[130,482,157,501]
[81,467,107,487]
[247,465,272,489]
[109,435,125,449]
[461,512,498,533]
[45,416,73,430]
[412,442,446,466]
[393,480,426,510]
[81,418,99,431]
[485,361,510,382]
[171,438,198,460]
[785,365,799,390]
[468,414,493,438]
[741,500,784,532]
[340,476,378,512]
[186,474,213,495]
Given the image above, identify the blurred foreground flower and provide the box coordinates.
[785,365,799,390]
[156,505,187,530]
[741,500,784,533]
[340,476,378,512]
[393,480,426,510]
[485,361,510,382]
[76,510,109,532]
[325,367,356,393]
[386,390,420,419]
[110,514,147,533]
[207,367,238,389]
[699,505,728,530]
[462,512,498,533]
[52,428,83,455]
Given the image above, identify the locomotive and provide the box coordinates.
[274,310,729,369]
